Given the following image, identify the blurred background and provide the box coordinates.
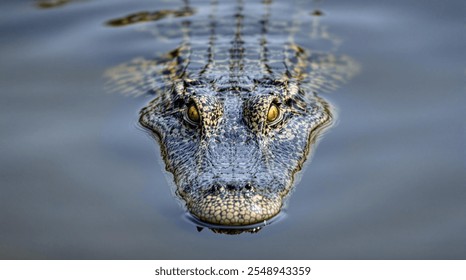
[0,0,465,259]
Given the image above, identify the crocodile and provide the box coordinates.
[105,0,358,233]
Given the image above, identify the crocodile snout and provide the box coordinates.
[186,184,282,226]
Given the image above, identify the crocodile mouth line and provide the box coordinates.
[185,209,286,234]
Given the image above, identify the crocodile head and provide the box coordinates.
[140,78,332,226]
[104,0,359,231]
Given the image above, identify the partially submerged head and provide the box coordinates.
[140,78,333,226]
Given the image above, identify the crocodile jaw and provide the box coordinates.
[185,189,282,226]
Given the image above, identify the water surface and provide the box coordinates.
[0,0,465,259]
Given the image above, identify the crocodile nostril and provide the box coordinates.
[212,184,224,192]
[214,183,254,192]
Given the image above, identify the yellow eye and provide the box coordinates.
[267,104,280,123]
[187,104,200,123]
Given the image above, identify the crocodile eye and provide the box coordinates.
[266,103,281,124]
[186,103,200,124]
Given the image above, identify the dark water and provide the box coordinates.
[1,0,465,259]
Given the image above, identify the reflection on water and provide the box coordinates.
[0,0,465,258]
[35,0,80,9]
[186,212,283,235]
[106,7,195,27]
[105,0,358,234]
